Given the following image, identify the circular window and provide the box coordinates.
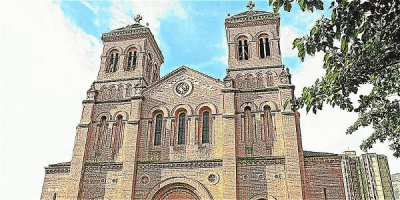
[208,173,219,184]
[141,175,150,185]
[174,80,193,97]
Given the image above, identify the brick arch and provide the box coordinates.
[146,177,213,200]
[195,102,218,115]
[259,101,279,111]
[124,44,142,54]
[148,106,170,118]
[255,30,277,39]
[171,104,193,116]
[95,112,110,121]
[234,32,254,41]
[104,46,123,56]
[239,102,257,112]
[249,194,278,200]
[111,111,129,121]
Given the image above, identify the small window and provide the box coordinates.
[238,39,249,60]
[177,112,186,145]
[259,36,270,58]
[108,51,119,73]
[53,193,57,200]
[154,114,163,146]
[201,111,210,144]
[127,50,137,71]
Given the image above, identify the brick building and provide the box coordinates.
[40,2,394,200]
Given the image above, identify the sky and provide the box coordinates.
[0,0,398,199]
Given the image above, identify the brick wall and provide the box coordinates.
[303,155,346,200]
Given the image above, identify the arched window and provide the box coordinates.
[266,73,274,86]
[259,35,271,58]
[177,112,186,145]
[107,50,119,73]
[154,114,163,146]
[127,49,137,71]
[153,64,158,82]
[111,115,123,159]
[146,53,152,80]
[201,110,210,144]
[238,38,249,60]
[244,106,252,144]
[263,105,273,140]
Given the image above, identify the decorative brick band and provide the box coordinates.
[84,162,123,171]
[237,156,285,166]
[137,159,223,170]
[45,166,70,174]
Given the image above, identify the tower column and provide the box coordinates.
[222,76,238,199]
[120,83,144,199]
[67,87,96,199]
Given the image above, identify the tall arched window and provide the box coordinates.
[244,106,252,144]
[263,105,273,140]
[111,115,123,159]
[238,38,249,60]
[107,50,119,73]
[154,114,163,146]
[146,53,152,80]
[201,110,210,144]
[259,35,271,58]
[127,50,137,71]
[177,112,186,145]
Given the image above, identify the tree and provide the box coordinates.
[269,0,400,157]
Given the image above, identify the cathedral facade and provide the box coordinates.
[40,3,385,200]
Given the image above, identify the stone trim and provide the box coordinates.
[227,65,284,71]
[94,77,142,84]
[84,162,123,171]
[236,156,285,166]
[137,159,223,169]
[235,87,279,93]
[95,98,132,104]
[45,166,71,174]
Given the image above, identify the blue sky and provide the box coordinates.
[1,1,398,198]
[59,0,328,79]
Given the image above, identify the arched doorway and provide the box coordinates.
[152,183,200,200]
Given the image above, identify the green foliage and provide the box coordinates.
[270,0,400,157]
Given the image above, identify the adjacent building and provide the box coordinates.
[392,173,400,200]
[40,1,396,199]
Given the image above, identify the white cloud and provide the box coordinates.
[80,0,99,14]
[292,53,400,174]
[280,26,299,57]
[0,1,101,199]
[109,0,186,36]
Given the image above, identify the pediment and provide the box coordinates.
[143,66,224,98]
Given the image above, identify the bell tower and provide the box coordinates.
[225,0,282,70]
[225,1,304,199]
[97,14,164,85]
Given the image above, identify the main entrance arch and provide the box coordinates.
[152,183,200,200]
[146,177,213,200]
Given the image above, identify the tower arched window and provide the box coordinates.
[146,53,153,80]
[127,49,137,71]
[259,35,271,58]
[107,50,119,73]
[154,113,163,146]
[263,105,274,140]
[177,112,186,145]
[238,38,249,60]
[244,106,252,144]
[200,109,211,144]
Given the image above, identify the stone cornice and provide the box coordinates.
[95,98,132,104]
[94,77,142,84]
[137,159,223,169]
[84,162,123,171]
[236,156,285,166]
[227,65,283,72]
[45,166,71,174]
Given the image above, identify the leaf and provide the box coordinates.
[298,0,306,11]
[284,2,292,12]
[341,36,348,52]
[310,26,318,36]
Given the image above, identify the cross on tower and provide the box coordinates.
[247,0,255,10]
[134,14,143,24]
